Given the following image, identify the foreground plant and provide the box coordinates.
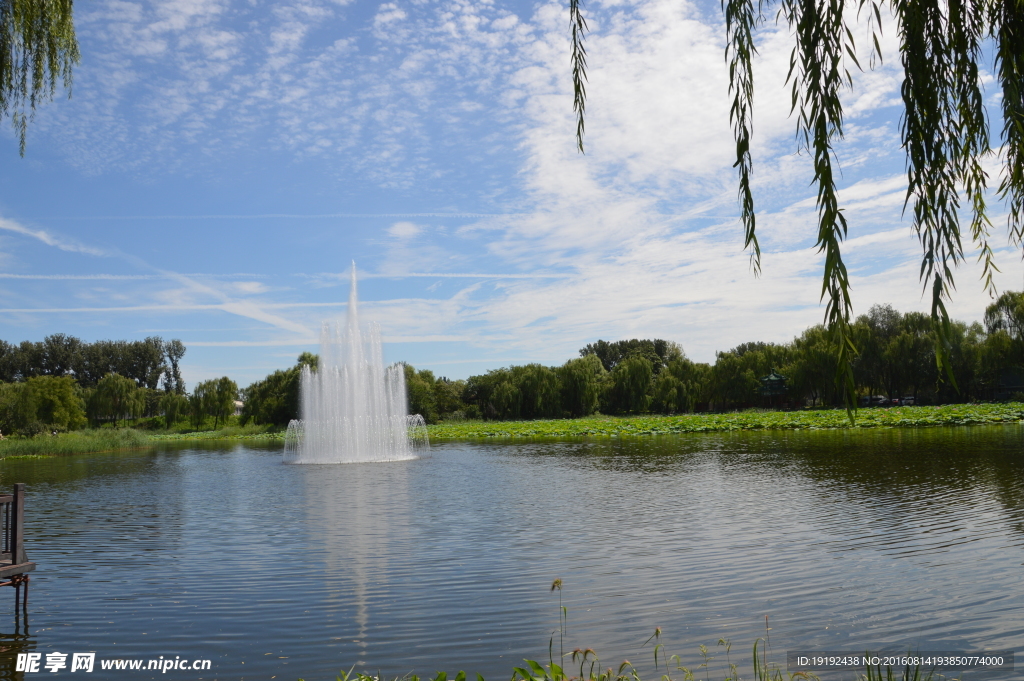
[300,583,958,681]
[301,635,814,681]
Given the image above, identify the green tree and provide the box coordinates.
[90,372,144,427]
[653,357,711,413]
[160,391,188,428]
[580,338,680,374]
[210,376,238,429]
[559,354,605,417]
[1,0,80,155]
[708,352,759,410]
[571,0,1024,410]
[240,369,298,426]
[40,333,82,377]
[239,354,319,427]
[979,328,1018,396]
[25,375,85,431]
[518,364,562,419]
[404,364,438,423]
[297,351,319,371]
[0,340,15,382]
[786,326,840,407]
[433,377,469,420]
[162,339,187,394]
[0,381,35,434]
[188,380,215,430]
[462,364,563,421]
[602,355,653,414]
[984,291,1024,369]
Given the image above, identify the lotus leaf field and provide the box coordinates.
[425,403,1024,439]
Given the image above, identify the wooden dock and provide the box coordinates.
[0,484,34,595]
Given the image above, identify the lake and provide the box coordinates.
[0,425,1022,680]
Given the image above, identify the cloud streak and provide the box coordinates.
[0,217,110,257]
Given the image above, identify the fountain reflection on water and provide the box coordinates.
[284,265,428,464]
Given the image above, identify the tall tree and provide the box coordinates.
[188,380,215,430]
[569,0,1024,411]
[40,333,81,377]
[210,376,237,429]
[1,0,79,154]
[161,339,187,394]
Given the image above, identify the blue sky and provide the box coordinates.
[0,0,1021,389]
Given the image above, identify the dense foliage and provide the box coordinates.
[0,375,85,435]
[238,352,318,427]
[402,296,1024,422]
[0,335,241,435]
[0,334,183,389]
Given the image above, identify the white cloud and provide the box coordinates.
[387,221,422,239]
[232,281,270,294]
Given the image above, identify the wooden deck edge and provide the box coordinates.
[0,562,35,579]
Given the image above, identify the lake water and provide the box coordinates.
[0,426,1022,680]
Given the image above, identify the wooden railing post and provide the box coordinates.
[11,484,24,565]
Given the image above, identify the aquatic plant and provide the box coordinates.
[427,403,1024,439]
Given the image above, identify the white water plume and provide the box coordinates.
[284,265,428,464]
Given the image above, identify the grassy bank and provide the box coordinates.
[0,429,151,458]
[0,424,284,458]
[148,423,283,442]
[427,402,1024,439]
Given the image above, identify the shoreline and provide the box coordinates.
[2,403,1022,458]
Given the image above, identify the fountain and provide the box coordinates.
[284,265,428,463]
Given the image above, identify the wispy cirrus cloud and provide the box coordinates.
[0,216,111,256]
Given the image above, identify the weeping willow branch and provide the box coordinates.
[994,0,1024,248]
[570,0,588,154]
[0,0,79,156]
[783,0,859,415]
[567,0,1024,412]
[723,0,763,274]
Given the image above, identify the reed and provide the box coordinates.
[299,590,949,681]
[0,428,150,458]
[299,641,945,681]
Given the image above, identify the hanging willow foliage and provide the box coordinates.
[569,0,1024,414]
[0,0,79,156]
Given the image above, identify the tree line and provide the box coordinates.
[0,335,241,436]
[402,293,1024,423]
[239,293,1024,425]
[7,293,1022,434]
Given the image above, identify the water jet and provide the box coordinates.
[284,265,427,463]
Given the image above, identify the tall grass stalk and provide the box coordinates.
[551,579,565,665]
[299,561,945,681]
[300,627,950,681]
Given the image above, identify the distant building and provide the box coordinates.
[233,400,244,416]
[760,368,788,408]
